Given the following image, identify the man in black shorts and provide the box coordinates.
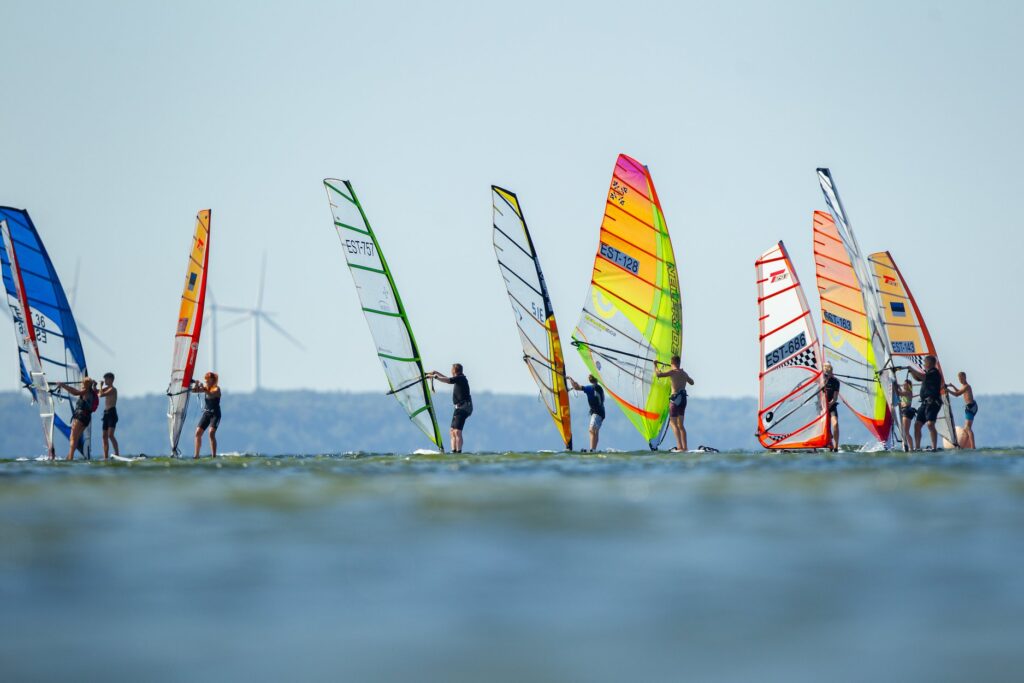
[99,372,120,459]
[823,363,840,451]
[430,364,471,453]
[654,355,694,452]
[907,355,944,450]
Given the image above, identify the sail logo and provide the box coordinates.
[890,301,907,317]
[883,275,897,287]
[609,180,629,206]
[177,317,189,333]
[187,272,198,292]
[824,311,852,332]
[893,341,916,353]
[770,269,789,283]
[765,332,807,369]
[599,242,640,274]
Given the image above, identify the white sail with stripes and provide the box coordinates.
[323,179,443,450]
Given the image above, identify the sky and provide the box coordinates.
[1,0,1021,399]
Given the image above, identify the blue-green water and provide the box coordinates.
[2,450,1023,682]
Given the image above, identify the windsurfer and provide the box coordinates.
[192,372,221,459]
[568,375,605,452]
[430,364,472,453]
[897,379,917,451]
[654,356,694,452]
[57,377,98,461]
[906,355,943,450]
[823,363,840,451]
[99,372,119,459]
[946,371,976,449]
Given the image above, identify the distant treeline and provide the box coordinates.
[0,390,1019,457]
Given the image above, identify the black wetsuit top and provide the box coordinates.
[824,376,840,405]
[450,375,471,406]
[920,368,942,403]
[584,384,606,419]
[204,390,222,415]
[74,392,93,415]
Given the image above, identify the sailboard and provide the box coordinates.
[572,154,682,450]
[0,208,90,458]
[167,210,210,455]
[323,179,444,451]
[868,251,957,447]
[491,186,572,450]
[812,209,892,443]
[755,241,829,450]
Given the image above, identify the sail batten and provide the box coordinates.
[572,154,681,450]
[324,179,443,451]
[491,186,572,450]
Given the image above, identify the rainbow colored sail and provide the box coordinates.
[572,154,682,449]
[812,211,891,442]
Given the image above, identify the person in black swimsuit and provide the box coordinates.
[907,355,944,451]
[822,363,840,452]
[192,371,221,459]
[429,364,471,453]
[57,377,98,461]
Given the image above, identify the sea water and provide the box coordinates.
[2,450,1023,682]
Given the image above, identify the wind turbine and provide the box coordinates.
[219,254,303,391]
[68,259,115,357]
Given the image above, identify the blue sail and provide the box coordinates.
[0,207,89,450]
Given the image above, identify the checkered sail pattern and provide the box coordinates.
[755,241,829,450]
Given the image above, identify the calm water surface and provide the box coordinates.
[2,450,1023,682]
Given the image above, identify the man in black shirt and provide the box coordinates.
[568,374,605,452]
[430,363,472,453]
[823,363,841,452]
[906,355,944,450]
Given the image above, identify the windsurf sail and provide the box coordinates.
[812,209,892,443]
[755,241,830,450]
[492,186,572,450]
[868,251,957,447]
[0,208,89,457]
[167,209,210,455]
[324,179,444,451]
[572,154,682,449]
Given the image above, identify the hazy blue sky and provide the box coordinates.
[1,0,1020,399]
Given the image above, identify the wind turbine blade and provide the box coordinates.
[79,323,115,356]
[70,258,81,307]
[215,305,257,314]
[261,314,305,350]
[221,314,252,331]
[256,252,267,310]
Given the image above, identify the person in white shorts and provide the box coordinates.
[568,374,605,452]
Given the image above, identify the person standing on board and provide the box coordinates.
[429,364,472,453]
[822,363,841,452]
[946,371,977,449]
[568,374,605,452]
[897,379,917,452]
[654,356,694,452]
[192,372,221,459]
[99,372,120,460]
[56,377,98,461]
[906,355,944,451]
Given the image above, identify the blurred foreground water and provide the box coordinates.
[2,450,1023,682]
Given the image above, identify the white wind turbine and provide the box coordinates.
[218,254,303,391]
[68,259,115,357]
